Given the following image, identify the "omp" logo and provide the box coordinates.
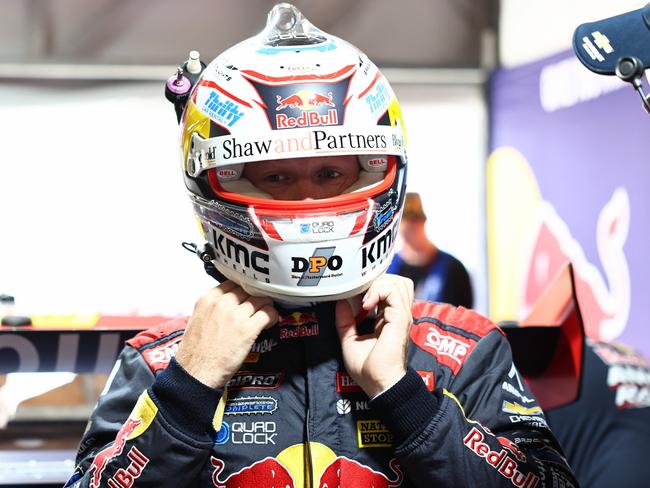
[424,328,470,365]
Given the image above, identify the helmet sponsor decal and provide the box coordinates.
[246,75,352,130]
[201,91,245,128]
[372,194,397,233]
[299,220,334,234]
[291,246,343,287]
[361,220,399,270]
[194,200,255,241]
[188,125,402,170]
[359,73,392,117]
[211,228,270,281]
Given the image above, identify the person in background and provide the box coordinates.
[387,192,473,308]
[545,338,650,487]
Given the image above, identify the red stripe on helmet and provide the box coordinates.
[196,79,252,108]
[240,64,355,84]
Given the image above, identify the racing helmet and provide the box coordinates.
[179,3,408,302]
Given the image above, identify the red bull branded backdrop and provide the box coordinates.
[487,49,649,357]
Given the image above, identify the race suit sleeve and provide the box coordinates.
[64,348,222,488]
[371,329,579,487]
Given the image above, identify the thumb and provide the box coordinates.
[335,299,358,343]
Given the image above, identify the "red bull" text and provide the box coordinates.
[464,427,539,488]
[88,418,142,488]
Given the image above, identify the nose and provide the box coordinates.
[285,180,332,200]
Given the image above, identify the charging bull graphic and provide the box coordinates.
[308,92,335,107]
[522,188,630,340]
[276,94,304,111]
[319,457,403,488]
[210,454,403,488]
[88,418,142,488]
[211,457,295,488]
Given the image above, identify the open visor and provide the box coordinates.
[207,155,399,215]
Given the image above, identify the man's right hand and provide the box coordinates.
[175,281,278,389]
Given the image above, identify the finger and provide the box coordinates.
[249,303,279,331]
[362,278,408,311]
[216,280,239,294]
[218,284,254,307]
[236,296,277,327]
[335,299,358,343]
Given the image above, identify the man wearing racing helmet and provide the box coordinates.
[66,4,577,487]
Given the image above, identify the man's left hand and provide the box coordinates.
[335,274,414,399]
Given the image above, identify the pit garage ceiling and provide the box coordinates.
[0,0,496,69]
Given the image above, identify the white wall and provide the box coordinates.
[0,81,486,316]
[0,83,215,316]
[500,0,645,67]
[396,84,487,313]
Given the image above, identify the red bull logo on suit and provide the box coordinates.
[210,443,403,487]
[88,418,142,488]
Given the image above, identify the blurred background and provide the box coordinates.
[0,0,647,484]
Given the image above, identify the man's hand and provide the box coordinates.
[335,274,414,399]
[175,281,278,389]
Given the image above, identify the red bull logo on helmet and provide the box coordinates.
[243,74,352,131]
[275,90,337,129]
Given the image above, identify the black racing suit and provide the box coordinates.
[546,338,650,488]
[65,301,577,487]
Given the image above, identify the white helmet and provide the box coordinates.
[179,3,408,303]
